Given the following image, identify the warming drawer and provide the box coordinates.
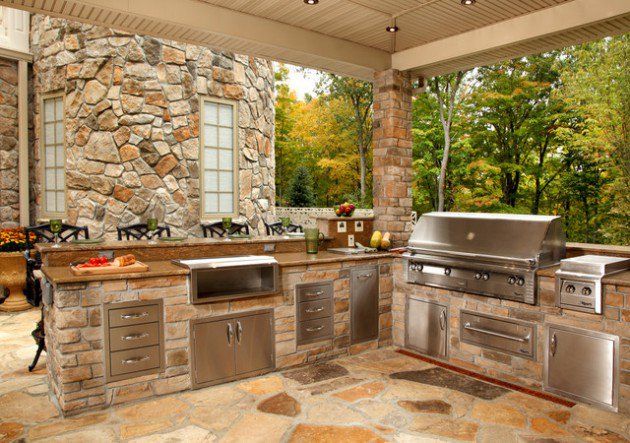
[460,311,535,360]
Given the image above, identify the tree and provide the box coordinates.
[317,74,373,204]
[287,165,316,207]
[429,71,467,211]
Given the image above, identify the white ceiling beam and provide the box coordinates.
[392,0,630,74]
[0,0,391,80]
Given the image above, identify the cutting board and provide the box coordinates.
[71,261,149,276]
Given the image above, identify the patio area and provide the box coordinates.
[1,309,628,442]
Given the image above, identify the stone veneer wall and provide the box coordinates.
[30,15,275,237]
[45,258,393,414]
[0,57,19,228]
[392,259,630,414]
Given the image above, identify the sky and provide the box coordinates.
[283,63,320,101]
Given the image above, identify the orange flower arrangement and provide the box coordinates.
[0,228,37,253]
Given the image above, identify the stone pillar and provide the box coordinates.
[372,69,413,247]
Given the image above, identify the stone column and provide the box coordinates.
[372,69,413,247]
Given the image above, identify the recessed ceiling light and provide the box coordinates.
[304,0,319,4]
[386,25,399,33]
[461,0,476,5]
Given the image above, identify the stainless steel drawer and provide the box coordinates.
[460,310,535,360]
[298,299,333,321]
[545,325,619,411]
[108,304,160,328]
[109,323,160,352]
[298,317,333,344]
[110,345,161,376]
[297,282,333,303]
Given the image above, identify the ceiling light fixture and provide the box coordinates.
[386,24,399,33]
[461,0,476,5]
[304,0,319,4]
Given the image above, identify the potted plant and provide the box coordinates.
[0,228,36,312]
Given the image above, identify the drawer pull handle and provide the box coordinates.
[305,306,325,313]
[121,312,149,320]
[122,333,149,341]
[357,273,374,280]
[306,325,324,332]
[122,355,150,365]
[304,290,324,298]
[463,322,530,343]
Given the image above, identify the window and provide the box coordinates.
[200,98,238,218]
[41,94,66,217]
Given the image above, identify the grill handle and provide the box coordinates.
[463,322,530,343]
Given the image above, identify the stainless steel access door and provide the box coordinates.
[351,266,380,344]
[192,319,235,386]
[406,297,448,359]
[235,312,274,376]
[544,324,619,411]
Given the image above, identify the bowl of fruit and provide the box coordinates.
[335,202,356,217]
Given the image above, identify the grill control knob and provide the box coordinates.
[507,276,516,285]
[582,287,592,296]
[482,272,490,281]
[566,284,576,294]
[444,268,452,276]
[474,272,482,280]
[516,277,525,286]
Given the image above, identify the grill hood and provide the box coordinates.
[408,212,565,268]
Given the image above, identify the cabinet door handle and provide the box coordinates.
[227,323,234,345]
[122,355,150,365]
[122,333,149,341]
[306,325,324,332]
[550,333,557,356]
[121,312,148,320]
[305,306,325,313]
[580,301,592,306]
[304,290,324,298]
[464,322,530,342]
[236,320,243,344]
[357,273,374,280]
[439,310,447,331]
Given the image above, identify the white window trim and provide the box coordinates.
[199,96,239,220]
[40,92,67,219]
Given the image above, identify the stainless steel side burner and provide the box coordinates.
[555,255,630,314]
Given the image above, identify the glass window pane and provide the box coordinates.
[56,145,64,167]
[219,104,232,126]
[218,127,232,149]
[57,169,65,189]
[55,97,63,120]
[45,146,55,166]
[46,191,56,212]
[219,193,233,213]
[44,99,55,122]
[204,102,218,125]
[56,192,65,212]
[204,171,218,192]
[44,123,55,145]
[55,122,64,144]
[204,192,218,213]
[219,171,233,192]
[204,125,217,147]
[204,148,217,170]
[46,169,56,189]
[219,149,232,170]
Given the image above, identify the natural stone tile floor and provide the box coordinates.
[1,309,629,442]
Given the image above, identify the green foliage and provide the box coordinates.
[287,165,316,207]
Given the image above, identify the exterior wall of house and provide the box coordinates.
[29,15,275,237]
[0,57,19,228]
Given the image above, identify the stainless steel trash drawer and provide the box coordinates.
[351,266,379,344]
[460,311,535,360]
[544,325,619,411]
[406,298,448,359]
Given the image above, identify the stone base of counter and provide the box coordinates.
[392,259,630,415]
[45,257,393,415]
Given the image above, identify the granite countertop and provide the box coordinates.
[537,265,630,286]
[41,251,394,284]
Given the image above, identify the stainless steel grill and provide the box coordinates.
[405,212,566,304]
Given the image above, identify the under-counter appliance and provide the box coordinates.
[405,212,565,304]
[555,255,630,314]
[406,298,448,359]
[173,256,279,304]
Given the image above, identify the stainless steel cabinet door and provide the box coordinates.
[351,266,379,344]
[406,298,448,359]
[545,325,618,411]
[235,312,274,376]
[192,319,235,385]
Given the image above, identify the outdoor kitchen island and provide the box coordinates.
[38,238,394,415]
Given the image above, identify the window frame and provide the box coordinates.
[39,92,67,219]
[199,96,240,220]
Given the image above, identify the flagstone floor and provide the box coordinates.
[1,308,629,442]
